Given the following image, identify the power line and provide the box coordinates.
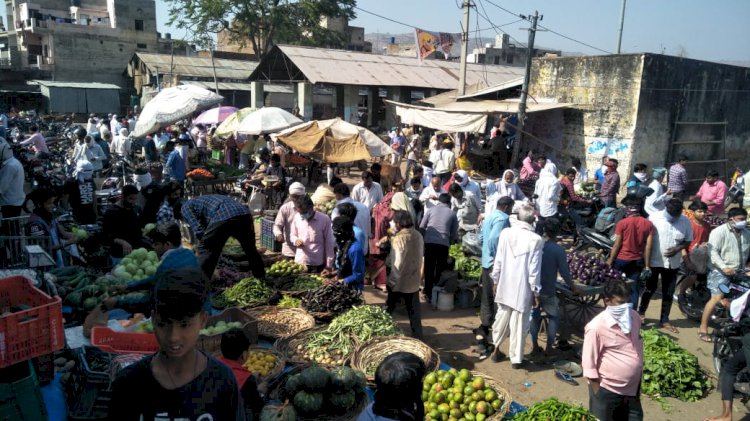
[482,0,613,55]
[354,5,517,35]
[474,0,525,47]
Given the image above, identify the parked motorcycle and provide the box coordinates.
[681,271,750,324]
[712,312,750,405]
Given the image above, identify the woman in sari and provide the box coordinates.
[368,191,416,291]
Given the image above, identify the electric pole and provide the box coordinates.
[510,10,540,168]
[617,0,627,54]
[457,0,471,96]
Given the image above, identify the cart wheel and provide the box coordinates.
[563,293,603,326]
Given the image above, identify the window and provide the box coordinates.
[134,19,144,31]
[137,43,147,49]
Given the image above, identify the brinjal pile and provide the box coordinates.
[301,283,363,314]
[566,251,625,286]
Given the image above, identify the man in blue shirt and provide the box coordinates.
[103,222,200,314]
[162,140,185,185]
[331,216,365,290]
[475,196,513,359]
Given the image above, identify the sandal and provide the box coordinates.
[660,323,679,334]
[698,332,715,343]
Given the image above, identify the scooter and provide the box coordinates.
[712,309,750,407]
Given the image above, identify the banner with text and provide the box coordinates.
[414,28,462,63]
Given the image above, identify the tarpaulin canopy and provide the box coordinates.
[274,118,392,163]
[133,85,223,138]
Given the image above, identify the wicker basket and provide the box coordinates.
[470,371,513,419]
[274,327,353,367]
[350,336,439,384]
[242,345,286,382]
[197,307,259,355]
[244,306,316,339]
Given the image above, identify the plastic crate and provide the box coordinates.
[65,347,115,420]
[260,217,275,237]
[197,307,259,355]
[260,233,283,252]
[90,327,159,354]
[0,276,64,368]
[0,361,48,420]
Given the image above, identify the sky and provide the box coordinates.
[155,0,750,63]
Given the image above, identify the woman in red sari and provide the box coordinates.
[368,190,416,291]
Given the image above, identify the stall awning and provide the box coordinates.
[385,99,572,132]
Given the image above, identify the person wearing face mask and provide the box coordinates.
[155,181,183,225]
[290,195,335,273]
[102,185,144,265]
[644,167,669,217]
[73,134,106,173]
[419,193,458,301]
[582,279,644,421]
[273,182,307,259]
[594,155,609,187]
[419,174,445,212]
[451,170,481,198]
[63,160,97,224]
[25,188,80,268]
[625,163,649,190]
[638,198,692,333]
[599,159,621,208]
[385,210,424,339]
[329,216,365,290]
[691,170,728,216]
[449,183,482,234]
[699,207,750,339]
[485,169,527,215]
[607,196,655,308]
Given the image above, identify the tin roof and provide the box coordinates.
[133,53,258,80]
[32,80,121,90]
[181,81,294,93]
[249,45,525,90]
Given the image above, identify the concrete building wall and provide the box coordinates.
[530,54,645,182]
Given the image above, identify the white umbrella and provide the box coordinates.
[132,85,223,138]
[236,107,303,135]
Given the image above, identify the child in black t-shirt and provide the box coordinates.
[218,330,265,421]
[109,268,245,421]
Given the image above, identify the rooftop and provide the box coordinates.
[129,53,258,81]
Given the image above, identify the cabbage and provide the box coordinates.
[113,266,129,278]
[147,251,158,262]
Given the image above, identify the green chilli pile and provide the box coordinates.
[511,398,596,420]
[641,329,711,403]
[277,295,302,308]
[218,277,273,307]
[307,305,401,357]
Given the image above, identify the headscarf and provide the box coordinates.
[455,170,469,187]
[74,160,94,182]
[652,167,667,180]
[390,192,416,225]
[288,182,305,196]
[539,161,558,179]
[119,127,128,137]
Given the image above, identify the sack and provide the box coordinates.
[247,186,265,215]
[689,243,709,274]
[462,231,482,256]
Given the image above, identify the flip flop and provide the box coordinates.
[660,323,679,334]
[698,332,715,343]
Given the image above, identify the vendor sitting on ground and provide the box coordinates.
[109,268,245,420]
[102,222,199,315]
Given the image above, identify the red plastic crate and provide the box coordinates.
[0,276,64,368]
[90,327,160,354]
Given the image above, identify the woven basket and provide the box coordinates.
[350,336,440,384]
[274,327,353,367]
[242,345,286,382]
[244,306,316,339]
[470,371,513,419]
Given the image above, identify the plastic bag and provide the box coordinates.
[462,231,482,256]
[247,186,265,215]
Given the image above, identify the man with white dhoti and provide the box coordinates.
[490,204,543,369]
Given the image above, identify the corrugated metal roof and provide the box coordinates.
[182,81,294,93]
[32,80,121,90]
[251,45,525,89]
[385,99,572,114]
[134,53,257,80]
[456,77,524,99]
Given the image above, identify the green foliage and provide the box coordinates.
[163,0,357,58]
[641,329,711,404]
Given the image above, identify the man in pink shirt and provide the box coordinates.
[692,170,728,215]
[582,279,644,421]
[19,125,49,155]
[519,152,545,180]
[290,195,335,273]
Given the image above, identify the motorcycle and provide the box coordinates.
[712,307,750,406]
[679,271,750,324]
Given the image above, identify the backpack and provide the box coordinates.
[594,207,626,233]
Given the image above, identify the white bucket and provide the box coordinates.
[436,291,455,312]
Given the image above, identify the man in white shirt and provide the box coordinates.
[351,170,384,211]
[419,175,445,211]
[429,139,456,185]
[331,182,371,255]
[449,183,482,232]
[644,167,669,217]
[0,138,25,218]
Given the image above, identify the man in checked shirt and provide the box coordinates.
[181,194,265,279]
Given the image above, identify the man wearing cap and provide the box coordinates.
[599,159,621,208]
[274,182,307,258]
[668,156,689,201]
[645,167,669,217]
[429,139,456,185]
[290,195,335,273]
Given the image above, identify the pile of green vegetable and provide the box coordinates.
[423,368,504,421]
[511,398,595,420]
[641,329,711,403]
[283,366,367,416]
[218,277,274,307]
[277,295,302,308]
[57,268,136,311]
[267,261,306,278]
[112,248,159,281]
[289,275,324,291]
[200,320,243,336]
[222,237,245,258]
[307,305,401,356]
[449,244,482,280]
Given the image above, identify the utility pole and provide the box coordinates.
[510,10,540,168]
[210,46,219,95]
[616,0,627,54]
[457,0,471,96]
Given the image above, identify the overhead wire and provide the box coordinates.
[473,0,526,47]
[354,5,515,35]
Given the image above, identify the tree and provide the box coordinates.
[164,0,357,59]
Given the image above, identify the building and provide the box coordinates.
[248,44,525,128]
[0,0,170,88]
[467,34,561,66]
[528,53,750,192]
[126,52,293,109]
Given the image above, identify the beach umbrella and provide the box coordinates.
[192,106,239,126]
[236,107,303,135]
[214,107,256,139]
[132,85,223,138]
